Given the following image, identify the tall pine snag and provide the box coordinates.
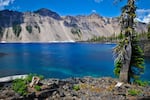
[113,0,145,83]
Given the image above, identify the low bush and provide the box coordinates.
[26,25,32,33]
[134,80,150,87]
[25,73,44,83]
[12,74,44,96]
[13,24,22,37]
[73,85,80,91]
[128,89,141,96]
[34,25,41,33]
[12,79,27,96]
[34,85,41,91]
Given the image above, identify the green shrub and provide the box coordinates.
[12,79,28,96]
[12,74,44,96]
[26,25,32,33]
[134,80,150,87]
[114,60,122,77]
[73,85,80,91]
[71,28,81,37]
[34,25,40,33]
[13,24,22,37]
[128,89,141,96]
[34,85,41,91]
[25,73,34,83]
[38,75,44,80]
[25,73,44,83]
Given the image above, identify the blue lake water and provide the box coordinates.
[0,43,149,81]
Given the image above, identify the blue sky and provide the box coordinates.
[0,0,150,23]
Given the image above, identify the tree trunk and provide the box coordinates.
[119,41,132,83]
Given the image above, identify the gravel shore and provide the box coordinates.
[0,77,150,100]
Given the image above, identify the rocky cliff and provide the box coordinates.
[0,8,148,42]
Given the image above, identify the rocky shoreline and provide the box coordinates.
[0,77,150,100]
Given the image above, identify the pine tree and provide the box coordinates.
[113,0,145,83]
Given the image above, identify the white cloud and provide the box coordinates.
[136,9,150,23]
[142,14,150,23]
[137,9,150,13]
[92,9,96,13]
[94,0,103,3]
[0,0,15,10]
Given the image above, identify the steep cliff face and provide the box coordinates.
[0,8,147,42]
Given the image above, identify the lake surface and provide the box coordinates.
[0,43,149,80]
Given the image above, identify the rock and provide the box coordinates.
[29,76,40,87]
[34,8,62,20]
[115,82,123,87]
[36,89,56,98]
[0,77,150,100]
[78,78,87,83]
[52,91,58,95]
[41,79,59,86]
[0,52,8,57]
[124,84,131,88]
[58,80,66,86]
[62,85,69,91]
[71,91,78,97]
[60,92,65,97]
[0,9,147,42]
[26,92,36,98]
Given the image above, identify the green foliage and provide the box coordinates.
[128,89,142,96]
[114,33,145,82]
[0,27,4,37]
[71,28,81,37]
[73,85,80,91]
[130,34,145,81]
[26,25,32,33]
[88,33,124,42]
[34,25,40,33]
[38,75,44,80]
[12,79,27,96]
[113,40,127,77]
[114,60,122,77]
[89,36,106,42]
[134,80,150,87]
[34,85,41,91]
[12,74,44,96]
[113,0,145,83]
[25,73,44,83]
[13,24,22,37]
[117,32,124,40]
[25,73,34,83]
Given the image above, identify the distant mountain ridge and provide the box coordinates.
[0,8,148,42]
